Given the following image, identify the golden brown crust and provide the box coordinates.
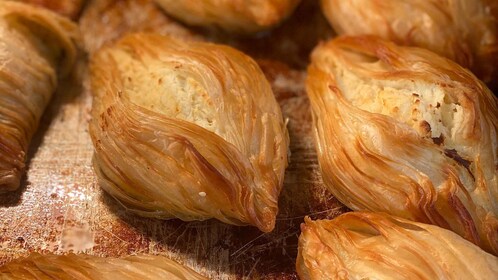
[153,0,302,34]
[12,0,86,20]
[89,33,289,232]
[0,253,207,279]
[307,35,498,254]
[297,212,498,280]
[0,1,79,192]
[321,0,498,89]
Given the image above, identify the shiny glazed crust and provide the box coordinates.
[0,253,207,279]
[0,1,78,192]
[89,33,289,232]
[297,212,498,280]
[307,36,498,253]
[153,0,302,33]
[320,0,498,89]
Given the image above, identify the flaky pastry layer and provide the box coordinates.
[0,1,78,192]
[0,253,207,279]
[153,0,301,33]
[321,0,498,89]
[90,33,289,232]
[307,36,498,253]
[297,212,498,280]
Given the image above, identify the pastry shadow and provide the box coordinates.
[0,59,86,206]
[98,190,238,276]
[98,160,346,279]
[98,188,299,279]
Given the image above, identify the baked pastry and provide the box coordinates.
[0,1,79,192]
[153,0,302,34]
[12,0,86,19]
[320,0,498,89]
[0,253,207,279]
[307,36,498,254]
[297,212,498,280]
[89,33,289,232]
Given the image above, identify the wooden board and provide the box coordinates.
[0,1,347,279]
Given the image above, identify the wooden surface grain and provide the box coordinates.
[0,1,347,279]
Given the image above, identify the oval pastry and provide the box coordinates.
[153,0,301,34]
[307,36,498,254]
[89,33,289,232]
[297,212,498,280]
[320,0,498,89]
[0,253,207,279]
[0,1,78,192]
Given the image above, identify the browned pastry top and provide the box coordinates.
[307,35,498,254]
[297,212,498,280]
[320,0,498,90]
